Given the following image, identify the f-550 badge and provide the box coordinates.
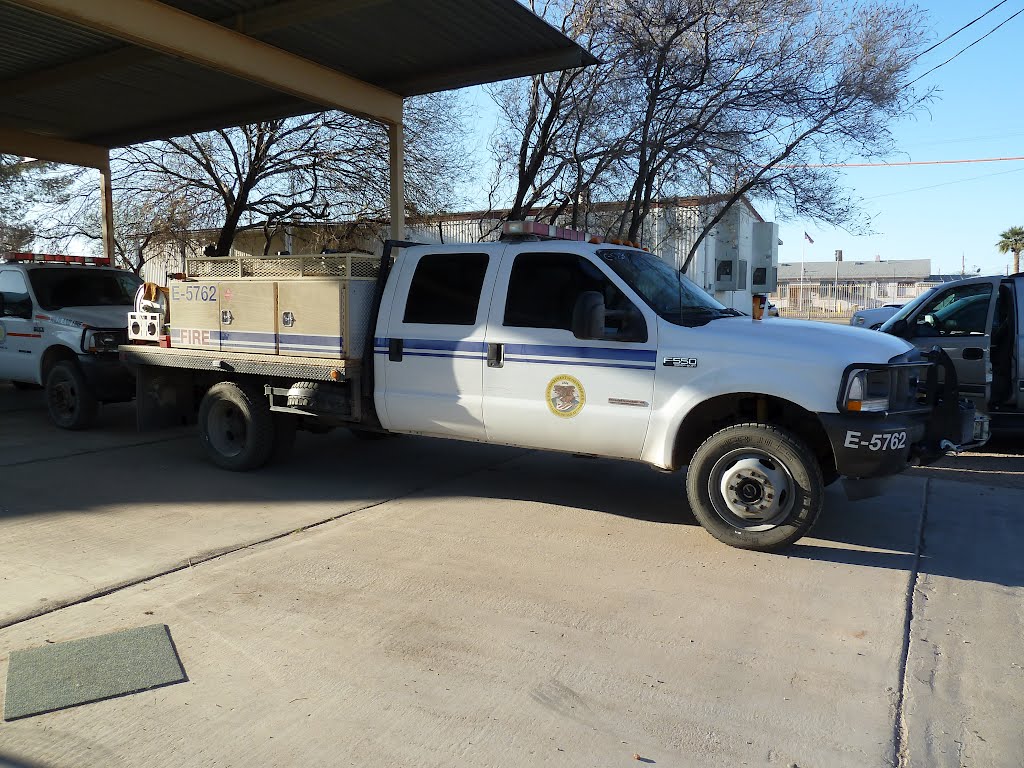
[663,356,698,368]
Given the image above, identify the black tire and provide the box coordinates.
[198,381,275,471]
[821,467,841,487]
[286,380,351,416]
[45,361,99,430]
[685,423,824,551]
[11,380,42,391]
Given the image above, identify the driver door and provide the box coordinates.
[482,247,658,459]
[905,276,1001,409]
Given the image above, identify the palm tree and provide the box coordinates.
[997,226,1024,274]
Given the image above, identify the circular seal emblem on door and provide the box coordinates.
[546,374,586,418]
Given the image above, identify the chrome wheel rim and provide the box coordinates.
[709,448,797,531]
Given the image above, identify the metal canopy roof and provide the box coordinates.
[0,0,595,147]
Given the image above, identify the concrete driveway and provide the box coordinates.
[0,383,1021,767]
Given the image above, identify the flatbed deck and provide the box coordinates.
[119,344,360,382]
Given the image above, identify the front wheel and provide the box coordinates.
[45,361,99,430]
[685,423,824,551]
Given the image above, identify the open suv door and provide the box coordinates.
[881,276,1002,412]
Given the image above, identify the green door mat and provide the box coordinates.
[4,624,186,721]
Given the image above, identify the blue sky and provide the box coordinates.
[458,1,1024,277]
[769,0,1024,277]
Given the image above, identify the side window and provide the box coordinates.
[914,283,992,337]
[0,271,32,318]
[403,253,489,326]
[503,252,647,342]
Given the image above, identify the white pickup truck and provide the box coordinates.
[1,253,141,428]
[119,225,988,551]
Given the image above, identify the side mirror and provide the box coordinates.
[571,291,605,340]
[888,318,908,338]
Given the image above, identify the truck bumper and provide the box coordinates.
[819,412,927,480]
[818,407,990,499]
[78,353,135,402]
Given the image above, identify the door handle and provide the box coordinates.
[963,347,984,360]
[388,338,403,362]
[487,343,504,368]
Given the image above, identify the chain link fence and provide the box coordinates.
[769,280,933,322]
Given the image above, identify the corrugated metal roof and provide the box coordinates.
[0,0,594,147]
[778,259,932,281]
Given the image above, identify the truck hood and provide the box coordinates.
[656,316,919,414]
[46,305,133,329]
[692,316,915,364]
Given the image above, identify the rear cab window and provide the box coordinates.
[403,253,490,326]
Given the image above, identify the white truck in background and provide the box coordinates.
[119,222,988,551]
[881,272,1024,432]
[0,253,141,428]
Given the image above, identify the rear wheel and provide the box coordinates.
[685,423,824,551]
[198,381,275,471]
[45,361,99,430]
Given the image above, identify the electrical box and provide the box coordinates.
[713,238,741,291]
[751,222,779,293]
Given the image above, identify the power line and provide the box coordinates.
[907,6,1024,88]
[910,0,1009,63]
[902,130,1024,149]
[774,155,1024,169]
[866,164,1024,200]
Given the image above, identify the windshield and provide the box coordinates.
[880,287,936,332]
[596,249,735,326]
[28,267,142,311]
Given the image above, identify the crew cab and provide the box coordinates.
[0,253,141,428]
[119,225,988,551]
[881,273,1024,431]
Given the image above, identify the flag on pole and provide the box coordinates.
[804,231,814,244]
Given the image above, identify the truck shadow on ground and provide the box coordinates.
[1,393,1020,589]
[906,435,1024,490]
[463,451,1024,588]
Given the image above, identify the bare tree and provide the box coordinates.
[488,0,931,264]
[486,0,627,232]
[40,93,471,266]
[1,155,73,252]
